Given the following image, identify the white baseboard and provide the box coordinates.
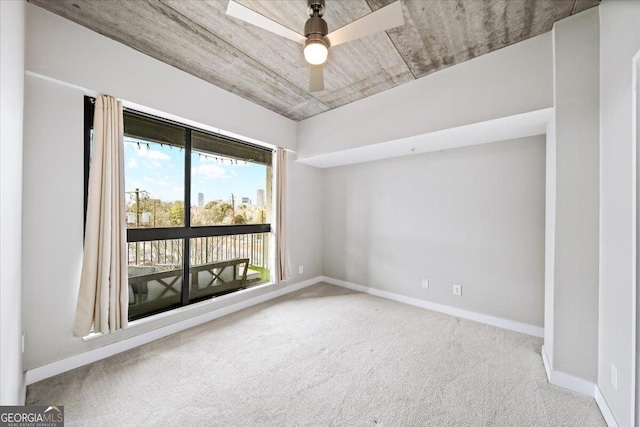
[541,344,552,381]
[548,366,596,397]
[321,276,544,338]
[25,276,322,386]
[539,345,596,398]
[19,373,26,405]
[540,331,618,427]
[595,387,620,427]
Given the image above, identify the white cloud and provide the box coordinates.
[143,176,152,182]
[137,148,170,161]
[128,158,138,168]
[194,164,227,180]
[124,140,138,149]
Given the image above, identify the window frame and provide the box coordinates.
[84,96,273,319]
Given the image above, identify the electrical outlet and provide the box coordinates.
[452,284,462,296]
[611,363,618,391]
[422,279,429,289]
[298,265,304,274]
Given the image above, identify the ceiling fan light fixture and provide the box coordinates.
[226,0,405,92]
[304,37,329,65]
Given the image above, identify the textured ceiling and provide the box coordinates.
[29,0,600,121]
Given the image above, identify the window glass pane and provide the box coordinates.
[191,131,271,226]
[189,233,270,301]
[127,239,183,320]
[124,135,185,228]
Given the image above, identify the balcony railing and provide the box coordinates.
[126,232,270,320]
[127,232,270,269]
[189,233,269,269]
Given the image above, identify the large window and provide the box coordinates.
[85,97,273,320]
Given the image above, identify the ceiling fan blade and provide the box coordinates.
[326,1,404,47]
[309,65,324,92]
[226,0,307,45]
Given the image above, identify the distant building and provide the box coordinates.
[242,197,251,205]
[257,189,265,207]
[198,192,204,207]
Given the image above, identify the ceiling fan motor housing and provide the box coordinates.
[304,16,328,37]
[304,0,329,51]
[305,0,329,50]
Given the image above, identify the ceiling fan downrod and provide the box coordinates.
[307,0,325,18]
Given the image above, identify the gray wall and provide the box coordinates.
[542,116,556,367]
[323,136,546,327]
[599,2,640,426]
[0,0,25,405]
[550,8,600,383]
[288,158,323,283]
[22,72,323,371]
[544,116,556,364]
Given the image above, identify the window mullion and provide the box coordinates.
[181,128,192,306]
[83,96,95,232]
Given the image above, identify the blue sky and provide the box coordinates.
[124,137,267,205]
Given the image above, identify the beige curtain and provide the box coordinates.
[275,147,291,282]
[73,95,128,337]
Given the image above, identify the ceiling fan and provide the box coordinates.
[226,0,405,92]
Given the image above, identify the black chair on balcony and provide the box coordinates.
[128,268,183,319]
[190,258,249,300]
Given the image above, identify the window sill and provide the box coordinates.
[82,280,276,341]
[82,331,103,341]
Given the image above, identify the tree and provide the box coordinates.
[170,201,184,225]
[213,202,233,224]
[233,214,247,225]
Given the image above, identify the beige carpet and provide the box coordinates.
[27,283,605,426]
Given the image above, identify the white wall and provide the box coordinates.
[550,8,600,384]
[599,1,640,426]
[297,32,552,160]
[25,4,296,151]
[0,0,26,405]
[544,114,556,366]
[21,7,323,370]
[323,136,546,327]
